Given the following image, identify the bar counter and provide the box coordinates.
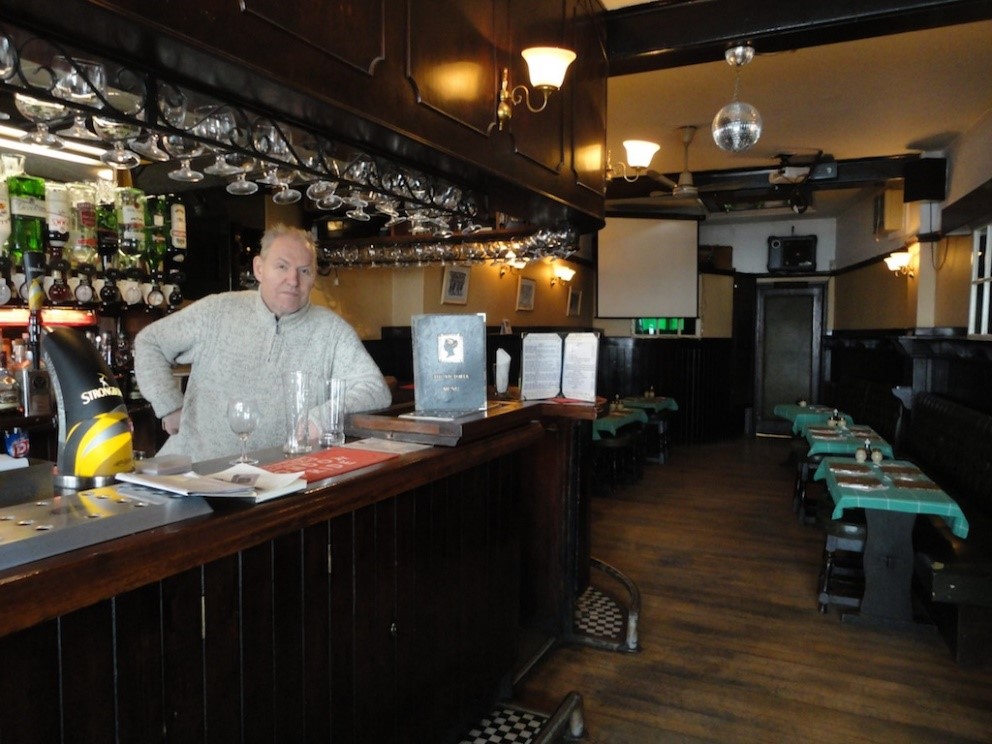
[0,399,597,743]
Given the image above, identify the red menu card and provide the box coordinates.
[262,446,398,482]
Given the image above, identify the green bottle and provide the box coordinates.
[8,168,46,269]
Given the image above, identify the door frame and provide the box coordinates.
[754,283,825,435]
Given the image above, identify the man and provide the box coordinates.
[134,224,391,460]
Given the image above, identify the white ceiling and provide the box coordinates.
[601,3,992,220]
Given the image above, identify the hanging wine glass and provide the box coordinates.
[270,167,301,205]
[163,133,205,182]
[52,56,106,140]
[14,94,68,149]
[193,105,242,177]
[91,90,144,169]
[131,82,186,162]
[224,154,259,196]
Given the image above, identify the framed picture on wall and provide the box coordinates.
[441,265,470,304]
[516,276,536,311]
[567,286,582,317]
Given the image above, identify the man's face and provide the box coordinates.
[253,236,316,317]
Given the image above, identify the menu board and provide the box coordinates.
[519,332,598,402]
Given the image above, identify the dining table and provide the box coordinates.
[773,403,854,435]
[622,396,678,462]
[803,424,894,459]
[813,456,969,629]
[592,406,649,440]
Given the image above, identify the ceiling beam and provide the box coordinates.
[607,0,992,76]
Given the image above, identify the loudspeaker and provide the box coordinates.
[903,158,947,203]
[768,235,817,273]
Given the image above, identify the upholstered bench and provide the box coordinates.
[908,393,992,666]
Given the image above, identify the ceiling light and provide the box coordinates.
[497,46,576,130]
[712,43,762,153]
[0,123,108,166]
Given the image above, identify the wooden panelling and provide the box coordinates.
[408,0,497,134]
[241,0,385,74]
[568,0,608,197]
[598,337,743,444]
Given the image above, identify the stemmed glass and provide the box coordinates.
[14,93,68,148]
[193,105,242,177]
[0,35,16,120]
[91,91,144,169]
[227,398,260,465]
[163,132,205,182]
[52,55,106,140]
[224,154,259,196]
[132,82,186,162]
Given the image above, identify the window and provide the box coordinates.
[969,224,992,337]
[632,317,698,337]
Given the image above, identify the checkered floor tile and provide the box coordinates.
[573,585,626,641]
[459,706,549,744]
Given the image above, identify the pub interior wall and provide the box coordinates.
[832,260,917,330]
[698,218,837,273]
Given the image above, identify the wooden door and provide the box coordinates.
[754,284,824,435]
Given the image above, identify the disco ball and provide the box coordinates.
[711,101,763,152]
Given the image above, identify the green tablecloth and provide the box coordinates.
[622,396,679,413]
[813,457,969,538]
[773,403,854,434]
[592,407,649,440]
[622,395,679,413]
[804,424,894,459]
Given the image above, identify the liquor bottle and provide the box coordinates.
[167,194,187,268]
[47,259,73,305]
[0,351,22,414]
[0,256,13,306]
[96,199,118,272]
[66,181,98,269]
[144,194,168,273]
[7,161,46,270]
[74,264,97,306]
[115,186,145,268]
[167,269,184,309]
[100,267,123,310]
[45,181,70,264]
[0,170,10,258]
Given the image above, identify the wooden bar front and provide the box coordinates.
[0,403,595,743]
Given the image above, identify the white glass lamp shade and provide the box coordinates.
[553,264,576,282]
[712,100,763,152]
[622,139,660,170]
[884,251,911,272]
[521,47,576,90]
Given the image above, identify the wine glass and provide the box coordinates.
[227,398,260,465]
[92,90,144,169]
[52,56,106,140]
[163,133,205,182]
[224,154,259,195]
[193,105,242,176]
[14,93,68,149]
[132,82,185,161]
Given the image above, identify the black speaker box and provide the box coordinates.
[903,158,947,203]
[768,235,817,273]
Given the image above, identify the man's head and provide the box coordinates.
[253,225,317,317]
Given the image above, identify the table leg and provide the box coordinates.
[842,510,920,630]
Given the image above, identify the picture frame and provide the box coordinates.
[516,276,536,311]
[440,265,470,304]
[566,286,582,317]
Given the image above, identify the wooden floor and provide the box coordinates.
[514,436,992,743]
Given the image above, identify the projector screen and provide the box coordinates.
[597,218,699,318]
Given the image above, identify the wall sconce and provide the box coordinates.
[497,46,576,130]
[499,252,528,277]
[550,264,576,287]
[607,139,660,182]
[884,250,914,277]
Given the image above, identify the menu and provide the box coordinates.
[262,445,399,482]
[519,331,598,402]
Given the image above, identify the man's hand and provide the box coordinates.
[162,409,182,435]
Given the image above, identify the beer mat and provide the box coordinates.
[262,446,398,482]
[835,475,886,490]
[879,464,920,477]
[828,463,872,475]
[891,478,943,491]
